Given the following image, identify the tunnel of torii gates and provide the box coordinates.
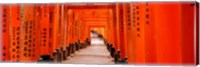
[0,2,199,65]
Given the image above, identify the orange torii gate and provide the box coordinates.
[0,2,198,65]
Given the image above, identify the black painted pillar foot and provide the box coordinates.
[114,50,121,64]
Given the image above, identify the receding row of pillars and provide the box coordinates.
[105,42,128,64]
[37,38,91,63]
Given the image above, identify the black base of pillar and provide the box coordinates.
[38,55,52,62]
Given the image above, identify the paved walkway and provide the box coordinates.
[63,37,114,64]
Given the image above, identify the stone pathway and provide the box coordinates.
[63,37,114,64]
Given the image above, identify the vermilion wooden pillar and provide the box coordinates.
[73,12,78,43]
[112,4,117,53]
[65,7,70,46]
[143,2,157,63]
[39,4,50,56]
[10,4,22,62]
[80,19,85,43]
[0,5,10,62]
[21,4,36,62]
[134,3,146,64]
[30,5,39,61]
[121,3,129,59]
[180,2,196,65]
[51,4,60,52]
[196,2,199,65]
[154,2,183,64]
[115,3,122,50]
[33,5,42,61]
[67,9,73,44]
[63,5,69,46]
[70,10,75,43]
[109,9,115,46]
[126,3,137,63]
[59,4,65,48]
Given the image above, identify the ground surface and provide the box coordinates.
[63,34,114,64]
